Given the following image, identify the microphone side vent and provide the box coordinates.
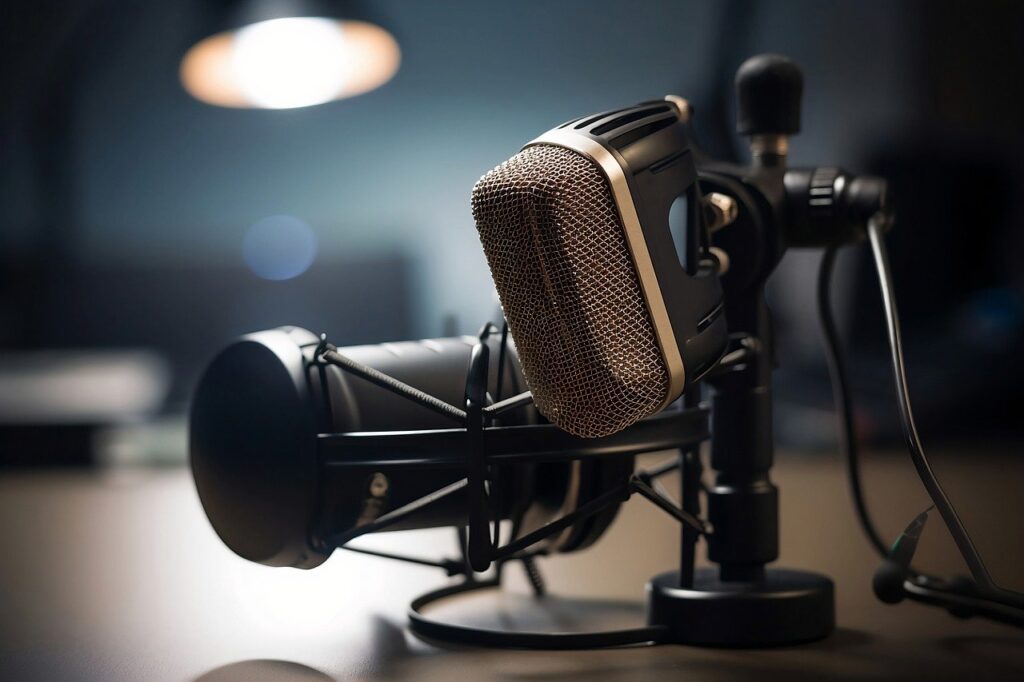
[590,104,672,135]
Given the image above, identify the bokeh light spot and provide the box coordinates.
[242,215,317,280]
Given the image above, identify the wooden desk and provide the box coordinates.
[1,450,1022,681]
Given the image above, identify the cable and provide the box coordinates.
[865,218,996,591]
[820,216,1024,617]
[817,245,891,559]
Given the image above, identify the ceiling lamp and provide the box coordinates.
[180,1,400,110]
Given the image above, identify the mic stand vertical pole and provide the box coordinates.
[646,292,835,646]
[706,317,777,584]
[679,387,703,589]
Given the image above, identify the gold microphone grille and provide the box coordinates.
[472,144,669,438]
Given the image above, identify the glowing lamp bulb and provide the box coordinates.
[181,17,400,109]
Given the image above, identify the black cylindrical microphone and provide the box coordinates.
[189,326,633,569]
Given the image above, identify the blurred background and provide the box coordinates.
[1,0,1023,467]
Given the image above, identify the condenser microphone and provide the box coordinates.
[189,326,636,569]
[472,99,728,438]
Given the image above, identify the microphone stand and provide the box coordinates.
[314,323,715,648]
[646,192,836,645]
[311,55,893,649]
[644,54,893,646]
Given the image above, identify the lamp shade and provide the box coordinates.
[180,0,400,109]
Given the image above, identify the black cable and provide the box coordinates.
[865,219,996,591]
[903,580,1024,628]
[817,245,891,559]
[818,219,1024,621]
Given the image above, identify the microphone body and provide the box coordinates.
[190,326,632,569]
[472,101,727,438]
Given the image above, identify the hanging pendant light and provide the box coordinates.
[180,0,400,110]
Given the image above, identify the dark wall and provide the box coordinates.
[2,0,1023,443]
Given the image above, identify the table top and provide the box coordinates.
[1,449,1022,681]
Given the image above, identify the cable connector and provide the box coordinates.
[784,167,892,247]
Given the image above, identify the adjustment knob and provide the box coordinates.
[735,54,803,136]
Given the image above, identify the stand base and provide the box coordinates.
[647,567,835,647]
[409,578,664,649]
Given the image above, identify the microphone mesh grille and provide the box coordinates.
[472,144,668,438]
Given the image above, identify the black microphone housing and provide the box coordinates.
[473,98,728,438]
[189,326,633,569]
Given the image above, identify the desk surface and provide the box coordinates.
[1,450,1022,681]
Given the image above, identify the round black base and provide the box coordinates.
[409,578,665,649]
[647,567,835,647]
